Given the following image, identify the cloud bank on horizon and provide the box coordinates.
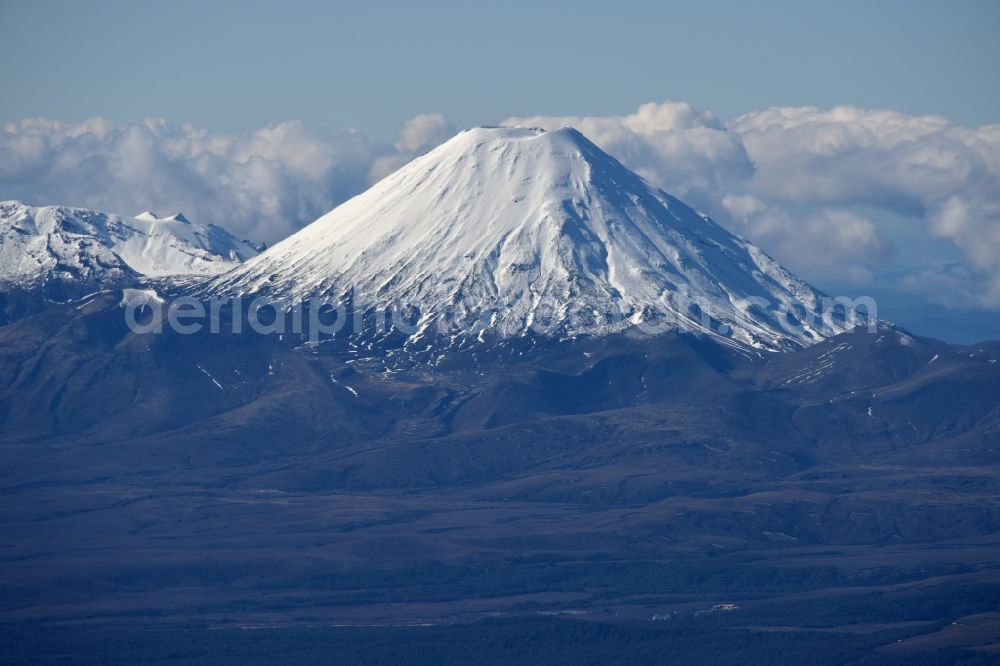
[0,113,454,246]
[2,102,998,309]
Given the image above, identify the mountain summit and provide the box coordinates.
[207,127,857,350]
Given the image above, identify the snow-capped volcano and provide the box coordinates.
[0,201,259,293]
[206,127,856,351]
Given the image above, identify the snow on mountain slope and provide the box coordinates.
[0,201,259,292]
[206,127,861,351]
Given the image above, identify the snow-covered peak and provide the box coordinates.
[0,201,259,293]
[206,126,859,351]
[136,210,191,224]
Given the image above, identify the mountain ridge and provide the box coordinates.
[0,200,259,294]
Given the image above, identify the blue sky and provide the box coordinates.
[1,0,998,136]
[1,0,999,341]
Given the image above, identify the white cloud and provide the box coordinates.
[720,195,893,285]
[925,194,1000,306]
[395,112,454,154]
